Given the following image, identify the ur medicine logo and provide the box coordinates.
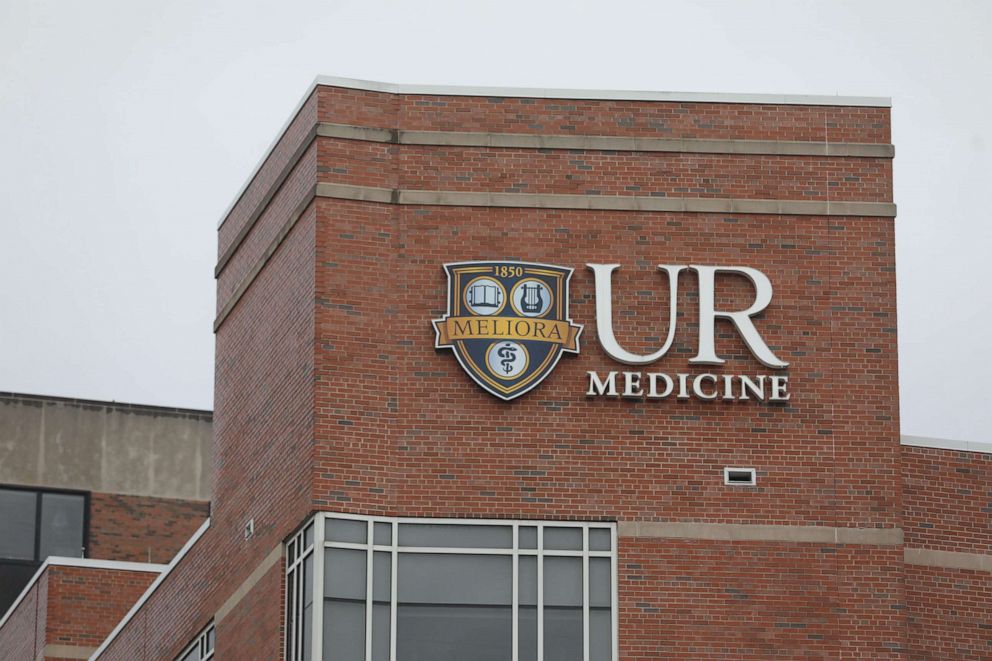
[433,262,583,400]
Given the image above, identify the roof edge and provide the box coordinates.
[313,75,892,107]
[901,434,992,455]
[0,391,212,418]
[0,557,167,632]
[216,75,891,230]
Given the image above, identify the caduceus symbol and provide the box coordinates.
[497,343,517,374]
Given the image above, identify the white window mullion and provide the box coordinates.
[366,519,374,661]
[582,526,590,661]
[512,524,519,661]
[390,521,398,661]
[611,524,619,661]
[313,515,325,661]
[537,525,544,661]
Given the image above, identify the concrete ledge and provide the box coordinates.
[219,76,890,230]
[214,181,896,331]
[904,547,992,572]
[310,183,895,217]
[619,521,904,545]
[215,543,283,623]
[317,122,895,158]
[901,434,992,455]
[44,644,97,659]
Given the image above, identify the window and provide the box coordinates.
[286,515,617,661]
[175,622,215,661]
[0,486,88,615]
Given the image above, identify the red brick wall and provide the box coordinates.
[903,446,992,658]
[305,85,902,657]
[0,565,157,661]
[99,83,906,658]
[903,446,992,554]
[88,492,209,564]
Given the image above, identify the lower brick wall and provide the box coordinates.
[906,564,992,660]
[619,537,906,659]
[0,564,158,661]
[88,492,209,563]
[216,554,285,660]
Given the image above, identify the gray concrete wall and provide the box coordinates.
[0,393,211,500]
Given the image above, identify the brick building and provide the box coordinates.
[0,392,211,659]
[1,76,990,660]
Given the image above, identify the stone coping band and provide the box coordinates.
[215,119,894,277]
[316,122,896,157]
[904,547,992,572]
[213,182,896,331]
[215,543,283,623]
[619,521,904,545]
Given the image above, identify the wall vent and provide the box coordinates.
[724,467,757,486]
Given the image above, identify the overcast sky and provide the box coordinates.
[1,0,989,441]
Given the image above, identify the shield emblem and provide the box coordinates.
[433,261,583,400]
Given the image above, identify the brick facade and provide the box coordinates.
[11,79,983,660]
[0,564,158,661]
[88,492,210,564]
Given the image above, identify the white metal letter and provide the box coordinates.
[587,264,686,365]
[689,265,789,369]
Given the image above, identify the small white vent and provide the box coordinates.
[244,518,255,540]
[724,467,757,486]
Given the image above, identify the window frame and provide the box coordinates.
[0,484,90,564]
[287,513,618,661]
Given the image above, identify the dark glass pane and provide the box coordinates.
[590,558,611,608]
[303,555,313,607]
[397,604,510,661]
[302,556,313,660]
[518,526,537,549]
[304,523,314,548]
[323,599,365,661]
[0,490,37,560]
[399,523,512,549]
[0,563,40,620]
[302,602,313,661]
[398,554,510,605]
[544,607,582,661]
[373,551,391,601]
[590,608,612,661]
[543,557,581,607]
[206,627,215,651]
[519,556,537,606]
[543,527,582,551]
[518,606,537,661]
[589,528,611,552]
[374,522,392,546]
[372,602,390,661]
[39,493,84,559]
[325,548,366,600]
[326,518,367,544]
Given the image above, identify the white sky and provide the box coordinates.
[0,0,989,441]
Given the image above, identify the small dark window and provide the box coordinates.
[724,468,757,486]
[0,486,88,615]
